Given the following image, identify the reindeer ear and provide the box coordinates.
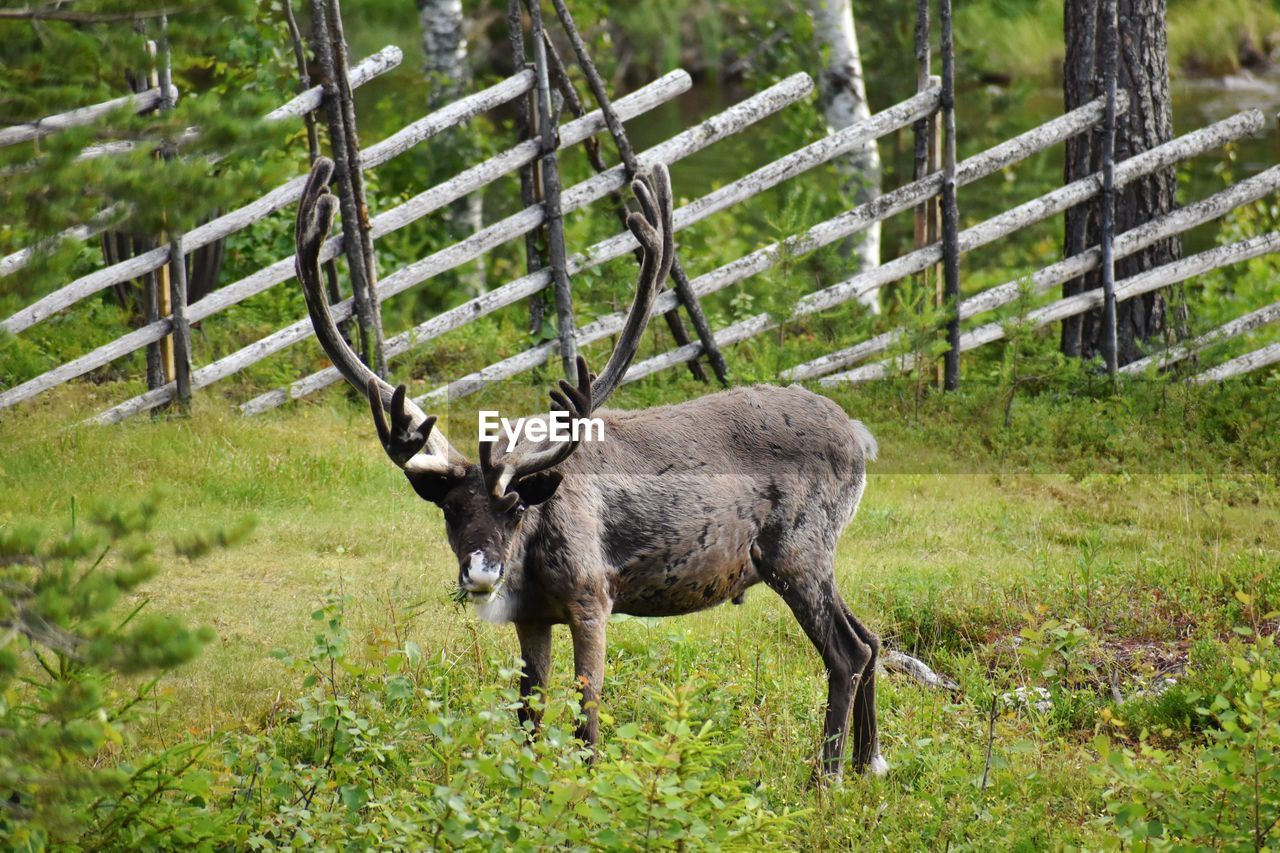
[404,468,462,505]
[513,471,562,507]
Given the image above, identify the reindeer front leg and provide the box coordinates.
[515,622,551,734]
[568,601,608,753]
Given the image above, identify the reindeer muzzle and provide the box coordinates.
[462,550,504,593]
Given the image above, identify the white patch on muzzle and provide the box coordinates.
[465,550,503,592]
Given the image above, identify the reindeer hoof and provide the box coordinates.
[868,754,889,777]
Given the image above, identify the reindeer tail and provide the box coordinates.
[849,419,878,463]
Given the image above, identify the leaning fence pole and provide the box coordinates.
[547,0,726,385]
[525,0,578,379]
[506,0,547,337]
[1099,0,1120,375]
[911,0,943,388]
[912,0,931,259]
[139,35,167,393]
[282,0,320,160]
[939,0,961,390]
[283,0,347,338]
[327,0,387,377]
[539,28,712,381]
[310,0,383,375]
[133,38,162,388]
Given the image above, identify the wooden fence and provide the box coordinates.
[2,0,1278,425]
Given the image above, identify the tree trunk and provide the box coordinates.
[1062,0,1184,363]
[417,0,469,101]
[417,0,484,294]
[808,0,882,314]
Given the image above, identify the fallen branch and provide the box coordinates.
[879,648,960,691]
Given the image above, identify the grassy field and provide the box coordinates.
[2,375,1278,848]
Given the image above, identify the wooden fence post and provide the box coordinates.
[310,0,387,377]
[1099,0,1120,375]
[546,0,726,386]
[281,0,320,161]
[912,0,930,255]
[138,36,166,394]
[169,233,193,404]
[326,0,386,372]
[538,29,713,384]
[158,14,191,407]
[152,29,177,392]
[524,0,578,379]
[939,0,961,390]
[910,0,944,389]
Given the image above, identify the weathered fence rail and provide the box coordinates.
[91,71,808,424]
[418,91,1120,403]
[826,232,1280,383]
[788,164,1280,381]
[243,80,940,414]
[0,46,403,280]
[0,85,180,148]
[785,111,1273,382]
[3,0,1278,425]
[1193,341,1280,382]
[1,51,503,338]
[1122,297,1280,375]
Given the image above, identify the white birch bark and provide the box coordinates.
[418,0,469,97]
[808,0,882,312]
[418,0,483,292]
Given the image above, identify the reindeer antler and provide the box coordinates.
[479,354,594,496]
[298,156,674,494]
[588,163,674,407]
[484,164,674,493]
[294,157,462,476]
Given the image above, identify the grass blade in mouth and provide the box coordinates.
[451,577,504,605]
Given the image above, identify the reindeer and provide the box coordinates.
[293,157,885,777]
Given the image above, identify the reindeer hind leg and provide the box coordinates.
[758,547,870,778]
[838,601,885,774]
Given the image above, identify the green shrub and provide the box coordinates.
[225,591,795,849]
[0,495,253,850]
[1097,632,1280,850]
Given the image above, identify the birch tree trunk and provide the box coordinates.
[808,0,882,313]
[418,0,469,102]
[417,0,485,293]
[1062,0,1184,362]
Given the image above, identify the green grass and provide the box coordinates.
[1168,0,1280,75]
[2,374,1277,847]
[953,0,1280,84]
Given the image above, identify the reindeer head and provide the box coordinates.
[293,157,674,597]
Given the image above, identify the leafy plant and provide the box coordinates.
[227,589,795,848]
[1016,613,1098,688]
[1097,632,1280,850]
[0,494,253,850]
